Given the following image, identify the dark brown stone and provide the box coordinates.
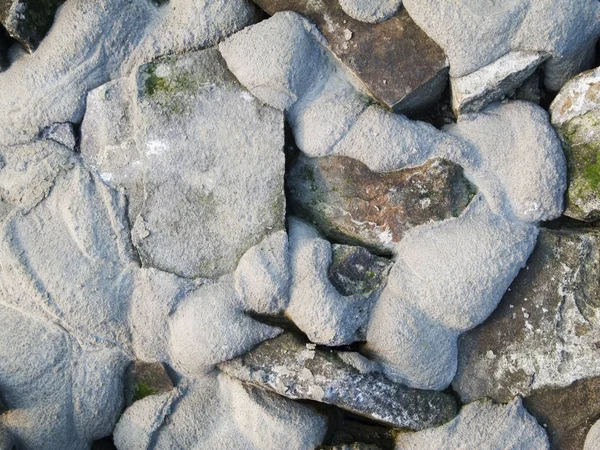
[523,377,600,450]
[127,361,174,403]
[253,0,448,113]
[219,333,458,430]
[0,0,65,52]
[287,154,475,253]
[453,228,600,403]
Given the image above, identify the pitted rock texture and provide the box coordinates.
[328,244,391,296]
[219,333,458,430]
[551,67,600,222]
[287,154,475,254]
[454,228,600,402]
[248,2,448,113]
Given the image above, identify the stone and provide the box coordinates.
[40,122,76,150]
[128,361,174,403]
[218,333,458,430]
[523,377,600,450]
[114,373,328,449]
[128,48,285,279]
[320,445,383,450]
[287,153,475,253]
[286,218,380,346]
[394,398,549,450]
[585,419,600,450]
[550,67,600,221]
[235,3,449,113]
[451,51,548,115]
[453,228,600,403]
[328,244,391,296]
[403,0,600,91]
[0,0,65,52]
[338,0,402,24]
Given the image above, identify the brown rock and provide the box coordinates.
[523,377,600,450]
[253,0,448,113]
[453,228,600,403]
[287,154,475,253]
[128,361,174,403]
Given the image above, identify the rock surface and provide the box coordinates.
[219,333,458,430]
[394,398,549,450]
[328,244,391,296]
[129,361,174,403]
[246,3,448,113]
[585,419,600,450]
[454,228,600,402]
[287,154,475,253]
[338,0,402,24]
[550,67,600,221]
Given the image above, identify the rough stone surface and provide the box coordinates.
[394,398,549,450]
[451,51,548,115]
[403,0,600,91]
[287,154,475,253]
[338,0,402,24]
[523,377,600,450]
[454,228,600,402]
[585,419,600,450]
[40,122,76,150]
[231,3,448,113]
[0,0,65,52]
[128,361,174,403]
[328,244,391,296]
[550,67,600,221]
[120,48,285,279]
[219,333,458,430]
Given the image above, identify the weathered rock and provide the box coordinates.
[451,51,548,115]
[523,377,600,450]
[287,153,475,253]
[320,444,383,450]
[0,0,65,52]
[403,0,600,91]
[453,228,600,403]
[247,2,448,113]
[40,122,76,150]
[218,333,458,430]
[114,374,328,450]
[128,48,285,279]
[328,244,391,296]
[585,419,600,450]
[129,361,174,403]
[550,67,600,221]
[338,0,402,24]
[394,398,549,450]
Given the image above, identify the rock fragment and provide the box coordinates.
[454,228,600,402]
[338,0,402,24]
[451,51,548,115]
[0,0,65,52]
[550,67,600,221]
[287,153,475,253]
[394,398,549,450]
[328,244,391,296]
[218,333,458,430]
[239,3,448,113]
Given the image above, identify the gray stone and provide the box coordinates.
[585,419,600,450]
[550,67,600,221]
[287,153,475,253]
[338,0,402,24]
[328,244,391,296]
[0,0,65,52]
[394,398,549,450]
[129,48,285,279]
[219,333,458,430]
[451,51,548,115]
[40,122,76,150]
[453,228,600,403]
[403,0,600,91]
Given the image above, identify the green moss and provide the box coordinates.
[133,382,158,402]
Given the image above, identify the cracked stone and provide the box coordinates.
[453,228,600,403]
[218,333,458,430]
[252,0,448,113]
[287,153,475,253]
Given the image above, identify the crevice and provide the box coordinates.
[541,215,600,230]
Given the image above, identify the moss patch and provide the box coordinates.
[133,381,158,402]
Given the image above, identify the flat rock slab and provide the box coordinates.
[523,376,600,450]
[453,228,600,403]
[218,333,457,430]
[252,0,448,113]
[287,154,475,253]
[0,0,65,52]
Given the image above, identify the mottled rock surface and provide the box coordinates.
[250,1,448,112]
[454,228,600,402]
[287,154,475,253]
[328,244,391,296]
[129,361,174,403]
[394,398,549,450]
[219,333,458,430]
[0,0,65,52]
[338,0,402,24]
[550,67,600,221]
